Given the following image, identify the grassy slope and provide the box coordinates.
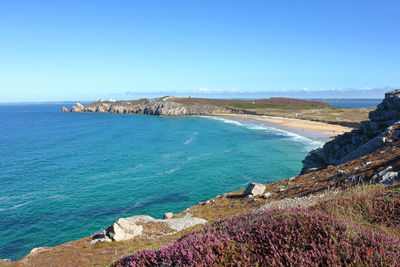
[172,97,371,127]
[115,197,400,266]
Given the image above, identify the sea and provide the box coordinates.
[0,101,368,260]
[314,99,382,108]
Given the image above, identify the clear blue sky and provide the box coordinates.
[0,0,399,102]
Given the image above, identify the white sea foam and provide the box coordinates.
[184,136,194,145]
[164,166,181,174]
[206,116,324,151]
[46,194,69,200]
[0,201,32,212]
[209,117,244,127]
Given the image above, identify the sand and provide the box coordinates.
[214,114,353,142]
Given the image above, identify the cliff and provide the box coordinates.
[63,96,247,116]
[301,89,400,174]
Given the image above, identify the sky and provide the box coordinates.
[0,0,399,102]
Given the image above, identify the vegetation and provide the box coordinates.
[316,184,400,236]
[115,208,400,266]
[172,96,372,127]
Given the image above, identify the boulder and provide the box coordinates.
[379,172,399,184]
[29,247,49,255]
[105,218,143,241]
[372,166,393,180]
[70,103,85,112]
[61,106,69,112]
[163,212,173,219]
[243,183,266,197]
[263,192,272,199]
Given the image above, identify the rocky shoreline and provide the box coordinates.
[62,96,250,116]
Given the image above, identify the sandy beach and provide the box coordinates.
[215,114,353,142]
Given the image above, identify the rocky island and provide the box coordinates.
[5,90,400,266]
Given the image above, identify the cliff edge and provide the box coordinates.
[301,89,400,174]
[64,96,247,116]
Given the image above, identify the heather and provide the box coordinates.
[317,184,400,235]
[115,209,400,266]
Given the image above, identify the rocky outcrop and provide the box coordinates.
[243,183,266,197]
[69,97,243,116]
[61,106,69,112]
[301,89,400,174]
[92,213,207,243]
[70,103,84,113]
[29,247,50,255]
[0,259,11,265]
[104,217,144,241]
[163,212,173,219]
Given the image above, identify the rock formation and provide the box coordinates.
[163,212,173,219]
[68,97,245,116]
[243,183,266,197]
[70,103,84,113]
[301,89,400,174]
[92,213,207,243]
[61,106,69,112]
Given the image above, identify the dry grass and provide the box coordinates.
[245,107,373,127]
[314,184,400,237]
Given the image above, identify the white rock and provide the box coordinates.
[164,214,207,232]
[0,259,11,264]
[243,183,266,197]
[380,172,398,184]
[262,192,272,199]
[373,166,393,179]
[95,214,207,242]
[105,218,143,241]
[163,212,173,219]
[30,247,49,255]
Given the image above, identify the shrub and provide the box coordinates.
[115,209,400,266]
[317,185,400,234]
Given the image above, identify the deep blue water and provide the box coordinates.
[0,104,322,260]
[316,99,382,108]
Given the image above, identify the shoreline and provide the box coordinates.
[213,113,353,142]
[5,113,353,264]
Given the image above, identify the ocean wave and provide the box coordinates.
[184,136,194,145]
[165,166,181,174]
[206,116,323,150]
[209,117,244,127]
[0,201,32,212]
[0,192,36,204]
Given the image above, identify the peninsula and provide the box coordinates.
[63,96,369,137]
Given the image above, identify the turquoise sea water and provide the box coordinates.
[0,104,322,260]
